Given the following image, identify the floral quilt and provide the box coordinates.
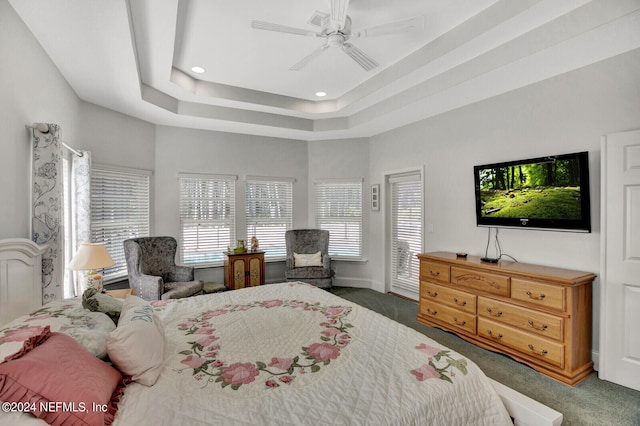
[113,282,511,425]
[0,299,115,360]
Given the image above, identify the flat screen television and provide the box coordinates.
[474,151,591,232]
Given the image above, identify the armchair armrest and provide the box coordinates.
[168,265,194,282]
[286,257,295,270]
[322,254,332,272]
[130,274,163,301]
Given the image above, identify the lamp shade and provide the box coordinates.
[67,243,114,271]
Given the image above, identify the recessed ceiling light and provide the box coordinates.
[191,66,205,74]
[315,91,327,97]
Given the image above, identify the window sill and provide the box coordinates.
[331,257,368,263]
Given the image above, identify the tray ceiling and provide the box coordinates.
[9,0,640,140]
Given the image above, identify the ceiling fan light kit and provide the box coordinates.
[251,0,423,72]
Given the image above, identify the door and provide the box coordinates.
[248,256,262,287]
[232,258,246,289]
[600,130,640,391]
[388,171,423,299]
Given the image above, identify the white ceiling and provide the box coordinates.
[9,0,640,141]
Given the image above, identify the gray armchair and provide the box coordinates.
[123,236,203,301]
[284,229,334,289]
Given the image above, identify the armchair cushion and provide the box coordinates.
[162,281,204,300]
[286,266,331,280]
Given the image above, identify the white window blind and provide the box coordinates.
[91,167,150,281]
[389,172,422,294]
[179,174,236,267]
[315,179,363,259]
[245,177,293,260]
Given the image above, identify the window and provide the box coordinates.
[91,166,151,282]
[245,177,293,260]
[315,179,363,259]
[179,174,236,267]
[389,171,422,294]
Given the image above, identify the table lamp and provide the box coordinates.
[67,243,115,293]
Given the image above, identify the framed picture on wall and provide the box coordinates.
[371,184,380,211]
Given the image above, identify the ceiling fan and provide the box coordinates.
[251,0,424,71]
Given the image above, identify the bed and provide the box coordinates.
[0,238,561,425]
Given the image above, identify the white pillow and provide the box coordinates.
[106,295,164,386]
[293,251,323,267]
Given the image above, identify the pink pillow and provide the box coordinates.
[0,332,125,426]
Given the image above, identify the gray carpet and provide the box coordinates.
[330,286,640,426]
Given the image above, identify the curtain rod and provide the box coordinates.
[25,124,83,157]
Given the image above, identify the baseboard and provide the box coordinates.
[591,350,599,372]
[332,277,370,288]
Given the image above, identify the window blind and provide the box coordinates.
[245,178,293,260]
[315,179,363,259]
[179,174,236,267]
[90,167,150,281]
[389,172,422,293]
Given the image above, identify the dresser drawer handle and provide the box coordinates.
[453,298,467,307]
[429,270,440,277]
[487,330,503,340]
[528,320,548,331]
[426,290,438,297]
[528,344,548,357]
[486,307,503,317]
[426,308,438,316]
[525,290,546,300]
[452,317,466,326]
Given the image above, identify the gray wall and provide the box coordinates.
[0,0,155,240]
[0,0,81,239]
[366,49,640,354]
[3,0,640,358]
[307,138,371,287]
[153,126,308,284]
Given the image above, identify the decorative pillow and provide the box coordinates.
[106,295,165,386]
[82,288,123,325]
[0,332,125,426]
[293,251,323,267]
[0,300,115,361]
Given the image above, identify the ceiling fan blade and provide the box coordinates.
[289,44,330,71]
[354,15,425,38]
[330,0,350,30]
[342,42,378,71]
[251,20,319,37]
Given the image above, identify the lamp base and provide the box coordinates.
[85,271,104,293]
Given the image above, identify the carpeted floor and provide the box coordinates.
[330,286,640,426]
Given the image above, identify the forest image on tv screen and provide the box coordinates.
[478,158,582,220]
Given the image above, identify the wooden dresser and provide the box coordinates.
[224,251,265,290]
[416,251,596,385]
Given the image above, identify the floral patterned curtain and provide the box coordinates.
[31,123,64,303]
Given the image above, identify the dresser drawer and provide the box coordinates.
[422,282,476,314]
[420,301,476,334]
[478,296,564,341]
[478,318,564,368]
[421,260,450,284]
[511,278,565,311]
[451,267,510,297]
